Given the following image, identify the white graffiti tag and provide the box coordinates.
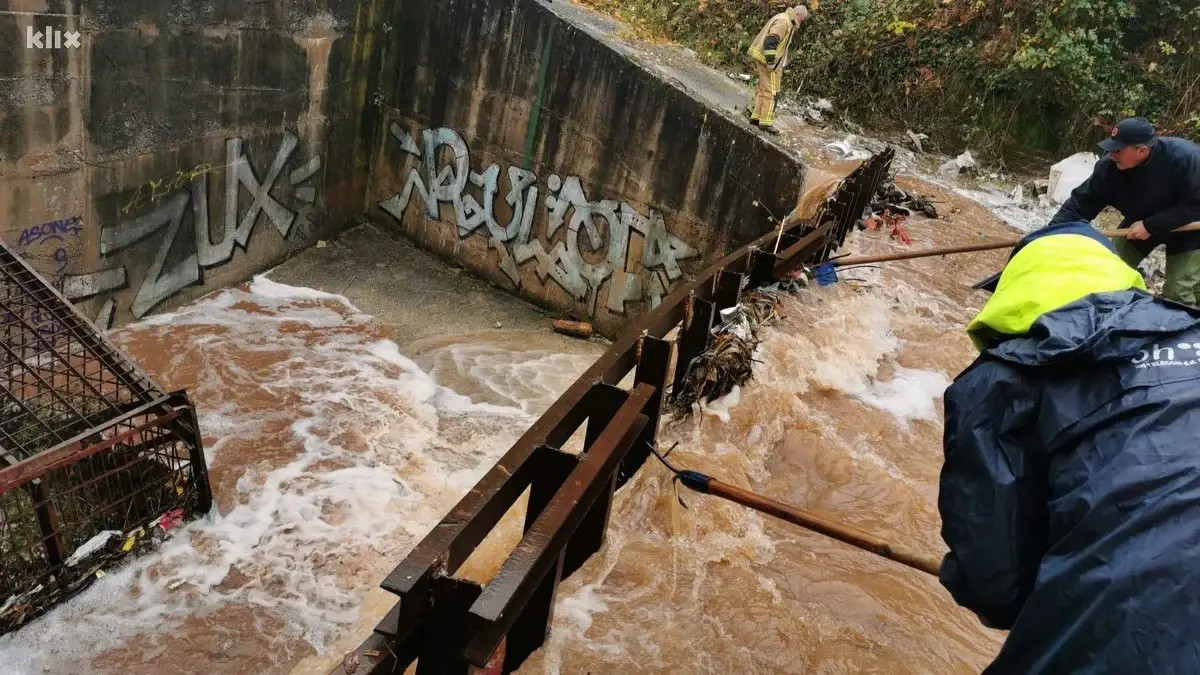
[379,123,698,315]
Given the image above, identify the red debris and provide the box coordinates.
[882,209,913,245]
[156,508,186,532]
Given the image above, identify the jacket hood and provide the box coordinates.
[985,291,1200,367]
[966,224,1146,351]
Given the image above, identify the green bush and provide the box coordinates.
[582,0,1200,164]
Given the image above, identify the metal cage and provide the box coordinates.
[0,244,211,635]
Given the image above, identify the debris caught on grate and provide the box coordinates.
[669,290,784,416]
[0,244,211,635]
[871,176,938,219]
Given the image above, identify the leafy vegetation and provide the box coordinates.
[580,0,1200,165]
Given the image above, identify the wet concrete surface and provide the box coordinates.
[265,223,580,354]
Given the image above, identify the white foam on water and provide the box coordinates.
[429,343,597,415]
[247,274,363,307]
[698,384,742,423]
[854,366,951,422]
[0,277,583,674]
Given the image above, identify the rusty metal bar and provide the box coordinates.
[563,384,628,578]
[168,390,213,515]
[0,403,178,494]
[504,548,564,670]
[503,554,565,670]
[775,221,835,274]
[712,270,743,315]
[748,248,777,287]
[524,446,579,532]
[415,576,486,675]
[505,451,573,670]
[670,296,714,398]
[463,383,655,666]
[26,480,66,568]
[619,336,671,488]
[380,219,803,600]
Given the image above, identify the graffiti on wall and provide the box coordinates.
[378,122,699,316]
[57,132,324,329]
[16,217,83,286]
[1,217,85,338]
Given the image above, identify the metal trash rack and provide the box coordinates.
[0,244,212,635]
[333,151,895,674]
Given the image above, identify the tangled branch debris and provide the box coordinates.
[669,290,784,415]
[872,178,939,219]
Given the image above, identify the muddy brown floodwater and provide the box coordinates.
[0,177,1022,674]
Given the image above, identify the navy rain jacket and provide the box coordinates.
[1049,136,1200,254]
[941,290,1200,673]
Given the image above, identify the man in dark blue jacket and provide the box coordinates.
[940,220,1200,672]
[1049,117,1200,304]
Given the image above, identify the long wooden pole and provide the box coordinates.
[830,221,1200,269]
[677,470,942,577]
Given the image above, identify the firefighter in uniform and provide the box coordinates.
[746,5,809,134]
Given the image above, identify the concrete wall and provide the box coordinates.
[368,0,806,336]
[2,0,807,337]
[0,0,384,330]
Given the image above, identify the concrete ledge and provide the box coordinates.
[368,0,807,337]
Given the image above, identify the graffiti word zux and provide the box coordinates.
[58,131,323,329]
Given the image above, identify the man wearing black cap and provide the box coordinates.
[1048,117,1200,304]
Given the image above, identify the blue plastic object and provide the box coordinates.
[813,263,839,286]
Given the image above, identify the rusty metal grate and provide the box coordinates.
[0,244,211,635]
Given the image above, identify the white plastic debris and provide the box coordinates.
[938,150,977,176]
[713,304,754,341]
[825,136,872,161]
[905,129,928,153]
[1048,152,1099,204]
[813,98,833,111]
[64,530,122,567]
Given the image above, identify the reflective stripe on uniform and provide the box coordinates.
[967,233,1147,351]
[761,70,781,125]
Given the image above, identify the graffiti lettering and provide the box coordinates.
[61,132,324,329]
[379,122,699,316]
[11,217,84,300]
[17,217,83,248]
[121,164,213,216]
